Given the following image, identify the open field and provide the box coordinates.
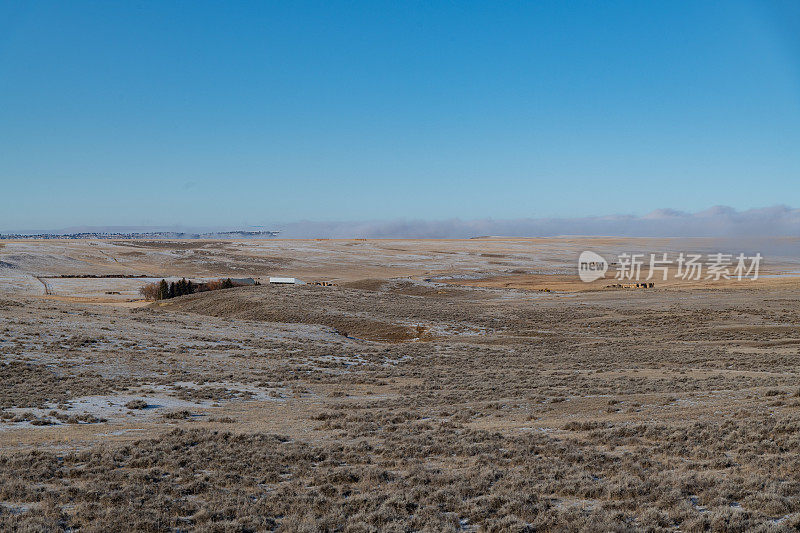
[2,238,800,531]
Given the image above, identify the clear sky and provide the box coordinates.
[1,1,799,231]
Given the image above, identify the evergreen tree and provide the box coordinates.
[158,279,169,300]
[186,279,194,294]
[221,278,234,289]
[168,281,176,299]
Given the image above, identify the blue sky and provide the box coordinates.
[1,1,799,231]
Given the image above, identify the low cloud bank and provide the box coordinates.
[7,206,799,240]
[277,205,800,238]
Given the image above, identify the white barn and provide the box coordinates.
[269,277,305,285]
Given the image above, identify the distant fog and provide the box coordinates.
[276,205,800,239]
[8,205,799,241]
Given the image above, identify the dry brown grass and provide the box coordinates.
[2,239,800,530]
[0,361,120,410]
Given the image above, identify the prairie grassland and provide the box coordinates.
[1,240,800,531]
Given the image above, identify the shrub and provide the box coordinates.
[138,282,160,300]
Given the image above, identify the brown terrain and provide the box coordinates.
[1,237,799,531]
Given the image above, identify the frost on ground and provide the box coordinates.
[1,239,800,531]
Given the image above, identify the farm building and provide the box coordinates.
[230,278,256,286]
[269,277,305,285]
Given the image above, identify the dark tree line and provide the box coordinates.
[140,278,236,300]
[169,278,195,298]
[155,278,194,300]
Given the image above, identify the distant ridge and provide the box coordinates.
[4,205,799,240]
[0,230,279,240]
